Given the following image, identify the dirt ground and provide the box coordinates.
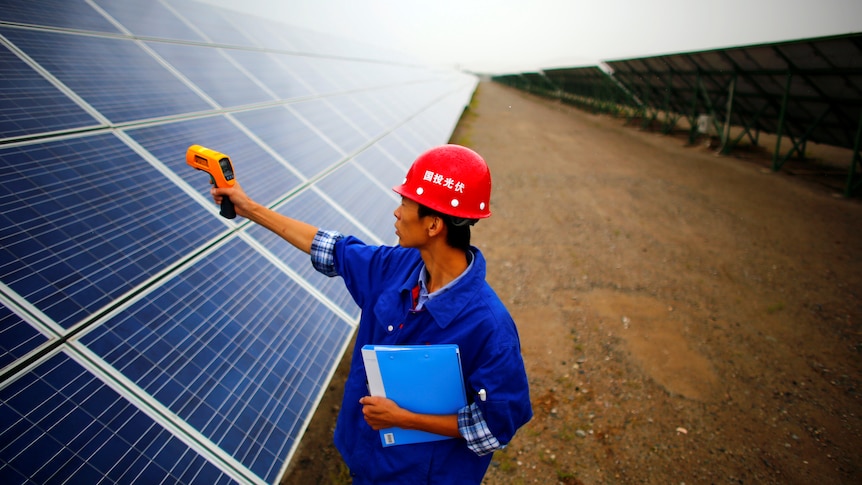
[282,80,862,484]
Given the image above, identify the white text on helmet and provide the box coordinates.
[423,170,465,193]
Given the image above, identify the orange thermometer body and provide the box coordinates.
[186,145,236,219]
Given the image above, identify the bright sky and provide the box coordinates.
[203,0,862,73]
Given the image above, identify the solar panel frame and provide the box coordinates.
[0,302,49,372]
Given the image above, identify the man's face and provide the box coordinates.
[394,197,430,248]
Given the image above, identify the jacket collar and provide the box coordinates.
[401,247,486,329]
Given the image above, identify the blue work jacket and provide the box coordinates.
[327,236,532,485]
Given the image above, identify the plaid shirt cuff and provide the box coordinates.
[458,402,502,456]
[310,230,343,277]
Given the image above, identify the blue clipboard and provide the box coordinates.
[362,344,467,447]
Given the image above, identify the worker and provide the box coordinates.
[212,144,532,484]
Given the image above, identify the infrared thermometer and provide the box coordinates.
[185,145,236,219]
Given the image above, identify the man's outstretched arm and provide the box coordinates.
[212,183,318,254]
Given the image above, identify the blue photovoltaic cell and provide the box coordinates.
[167,0,260,48]
[146,41,274,108]
[225,50,314,101]
[233,106,343,179]
[283,57,344,96]
[353,144,411,191]
[0,44,100,141]
[80,237,353,483]
[391,124,431,156]
[126,115,302,208]
[416,86,476,142]
[93,0,206,43]
[324,94,392,142]
[0,351,236,484]
[278,29,359,64]
[216,13,302,53]
[0,134,225,329]
[407,113,450,148]
[316,162,401,243]
[0,303,49,371]
[0,0,121,34]
[247,188,365,319]
[290,98,370,156]
[377,85,430,121]
[0,27,212,124]
[375,131,426,171]
[347,60,423,90]
[350,90,403,133]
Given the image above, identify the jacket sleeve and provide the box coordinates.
[327,235,417,309]
[467,340,533,446]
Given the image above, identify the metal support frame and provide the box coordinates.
[844,109,862,197]
[725,101,770,151]
[688,70,701,144]
[719,73,736,154]
[772,71,793,171]
[773,107,831,171]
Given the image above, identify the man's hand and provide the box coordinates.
[359,396,407,430]
[359,396,462,438]
[211,183,254,219]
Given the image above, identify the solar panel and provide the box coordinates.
[231,106,345,179]
[0,0,477,483]
[0,351,237,484]
[0,27,213,124]
[0,41,100,142]
[146,41,274,108]
[125,115,303,208]
[0,302,49,371]
[221,50,313,100]
[0,134,224,330]
[78,237,353,483]
[0,0,121,34]
[92,0,206,43]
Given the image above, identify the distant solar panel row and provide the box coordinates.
[0,0,477,483]
[494,33,862,194]
[604,34,862,150]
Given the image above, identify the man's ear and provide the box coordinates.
[426,216,445,238]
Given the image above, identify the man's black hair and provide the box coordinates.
[417,204,474,251]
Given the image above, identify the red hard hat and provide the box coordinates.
[393,145,492,220]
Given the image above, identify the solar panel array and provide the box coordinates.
[604,34,862,151]
[0,1,477,483]
[493,33,862,194]
[495,67,636,115]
